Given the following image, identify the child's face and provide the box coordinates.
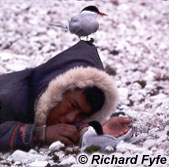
[46,89,91,126]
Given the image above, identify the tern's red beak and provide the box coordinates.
[99,12,107,16]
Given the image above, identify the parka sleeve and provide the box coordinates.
[0,121,35,151]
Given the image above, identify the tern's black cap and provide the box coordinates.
[89,120,103,135]
[81,6,100,14]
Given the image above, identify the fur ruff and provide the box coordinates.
[34,66,119,125]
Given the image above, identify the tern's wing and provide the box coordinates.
[68,15,81,34]
[81,134,118,152]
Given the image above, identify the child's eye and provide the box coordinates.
[72,103,76,109]
[69,102,76,109]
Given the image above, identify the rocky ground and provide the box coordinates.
[0,0,169,166]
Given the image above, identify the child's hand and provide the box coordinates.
[45,123,79,145]
[103,117,131,138]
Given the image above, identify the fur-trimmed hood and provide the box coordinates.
[34,40,119,125]
[35,66,118,125]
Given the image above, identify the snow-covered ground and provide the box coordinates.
[0,0,169,166]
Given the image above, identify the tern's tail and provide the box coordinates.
[49,23,68,30]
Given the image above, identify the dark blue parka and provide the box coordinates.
[0,40,118,151]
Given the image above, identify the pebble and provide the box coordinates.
[0,52,13,61]
[49,141,65,152]
[10,150,47,163]
[59,155,76,165]
[28,161,49,167]
[118,87,129,104]
[11,161,22,167]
